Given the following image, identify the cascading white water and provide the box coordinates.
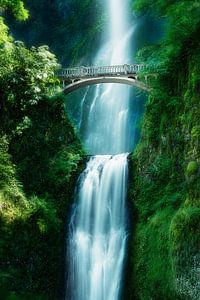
[84,0,135,155]
[67,1,136,299]
[68,154,128,300]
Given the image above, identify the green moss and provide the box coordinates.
[191,126,200,139]
[170,205,200,250]
[131,208,177,300]
[186,161,198,177]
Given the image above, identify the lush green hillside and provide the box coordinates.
[0,3,85,299]
[128,1,200,299]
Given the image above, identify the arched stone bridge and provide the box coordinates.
[58,64,151,94]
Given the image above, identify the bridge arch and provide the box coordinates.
[62,76,150,95]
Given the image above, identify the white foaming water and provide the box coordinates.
[84,37,136,153]
[83,0,136,155]
[67,1,135,299]
[67,154,128,300]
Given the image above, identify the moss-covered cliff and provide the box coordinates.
[128,1,200,299]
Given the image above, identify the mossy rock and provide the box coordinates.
[186,161,199,177]
[170,206,200,246]
[184,197,200,208]
[191,126,200,139]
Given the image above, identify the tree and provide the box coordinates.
[0,0,28,20]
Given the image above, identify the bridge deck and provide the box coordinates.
[59,64,145,80]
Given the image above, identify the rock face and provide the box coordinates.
[126,28,200,300]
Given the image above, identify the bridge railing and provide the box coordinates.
[58,64,145,79]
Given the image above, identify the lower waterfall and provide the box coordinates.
[67,154,128,300]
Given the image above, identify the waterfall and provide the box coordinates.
[66,1,137,299]
[84,0,135,155]
[67,154,128,300]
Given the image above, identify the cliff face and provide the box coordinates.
[127,10,200,300]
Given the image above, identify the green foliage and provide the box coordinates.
[186,161,198,177]
[191,126,200,139]
[131,208,178,300]
[132,0,174,16]
[128,1,200,299]
[9,93,84,197]
[134,1,200,82]
[0,41,59,136]
[170,205,200,253]
[0,0,28,20]
[0,17,11,44]
[0,4,85,299]
[0,93,84,297]
[0,137,15,189]
[0,80,84,297]
[6,0,105,64]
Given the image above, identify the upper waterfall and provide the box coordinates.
[79,0,138,155]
